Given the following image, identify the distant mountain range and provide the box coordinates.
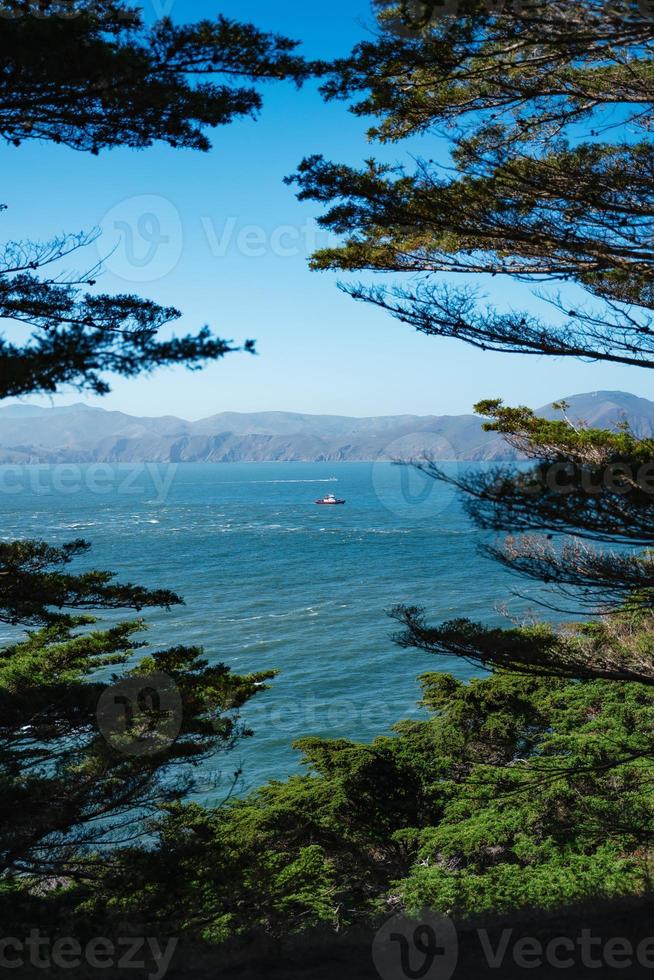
[0,391,650,464]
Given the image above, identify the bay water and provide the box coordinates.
[0,460,536,800]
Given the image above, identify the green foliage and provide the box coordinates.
[6,0,654,958]
[0,0,312,153]
[0,539,275,880]
[72,670,654,939]
[0,0,311,912]
[324,2,653,147]
[288,3,654,367]
[0,538,181,625]
[474,400,654,462]
[0,0,316,399]
[392,608,654,685]
[398,849,641,919]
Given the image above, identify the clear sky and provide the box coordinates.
[3,0,652,420]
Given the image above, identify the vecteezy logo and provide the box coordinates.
[97,673,183,757]
[372,0,458,37]
[370,433,459,520]
[99,195,183,283]
[373,911,458,980]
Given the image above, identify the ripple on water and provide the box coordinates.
[0,461,536,792]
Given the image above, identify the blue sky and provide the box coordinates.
[3,0,652,420]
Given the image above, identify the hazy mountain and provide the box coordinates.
[0,391,648,464]
[539,390,654,436]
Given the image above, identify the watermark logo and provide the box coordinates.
[537,460,654,497]
[0,931,177,979]
[97,202,333,279]
[99,195,183,283]
[373,913,654,976]
[373,0,469,36]
[0,462,178,503]
[373,911,459,980]
[201,215,335,260]
[246,693,422,737]
[97,673,183,757]
[371,434,459,520]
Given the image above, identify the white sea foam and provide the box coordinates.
[220,478,338,485]
[0,460,506,794]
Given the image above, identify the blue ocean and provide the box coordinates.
[0,461,536,799]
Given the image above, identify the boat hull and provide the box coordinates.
[315,500,346,505]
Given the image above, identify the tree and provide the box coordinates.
[0,0,313,397]
[5,0,654,953]
[284,0,654,681]
[62,0,654,955]
[288,1,654,367]
[281,0,654,931]
[390,399,654,685]
[0,0,309,881]
[0,0,310,153]
[0,230,253,399]
[0,539,274,879]
[78,669,654,941]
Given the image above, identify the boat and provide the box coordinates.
[315,492,346,505]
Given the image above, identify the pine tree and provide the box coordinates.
[64,2,654,949]
[0,0,313,397]
[286,1,654,683]
[289,1,654,366]
[83,670,654,941]
[0,540,274,879]
[392,399,654,685]
[1,0,310,153]
[0,0,308,881]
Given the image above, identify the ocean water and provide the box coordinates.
[0,461,536,799]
